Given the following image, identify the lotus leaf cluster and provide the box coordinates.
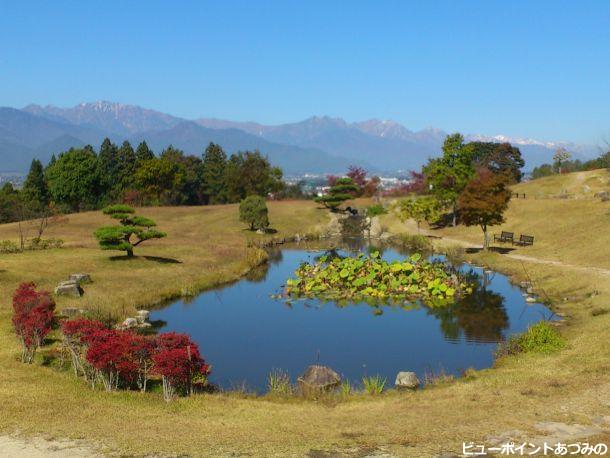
[284,252,472,306]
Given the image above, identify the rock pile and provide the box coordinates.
[54,273,92,297]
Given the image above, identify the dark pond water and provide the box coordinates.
[150,243,554,392]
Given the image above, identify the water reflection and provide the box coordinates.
[427,271,509,343]
[150,244,553,392]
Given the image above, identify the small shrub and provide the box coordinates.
[518,321,565,354]
[85,329,141,391]
[494,335,522,359]
[366,204,387,217]
[0,240,20,253]
[153,332,210,401]
[12,283,56,363]
[267,369,293,396]
[495,321,565,359]
[392,233,433,253]
[444,245,466,265]
[362,375,386,395]
[239,195,270,231]
[61,318,107,379]
[28,237,64,250]
[423,367,455,387]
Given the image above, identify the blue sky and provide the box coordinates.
[1,0,609,143]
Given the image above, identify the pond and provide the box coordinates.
[150,242,554,392]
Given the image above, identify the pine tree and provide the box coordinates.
[22,159,50,212]
[98,138,119,200]
[202,142,227,204]
[116,141,137,192]
[135,141,154,165]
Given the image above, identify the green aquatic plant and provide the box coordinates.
[284,251,472,306]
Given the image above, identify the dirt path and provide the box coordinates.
[437,235,610,276]
[0,435,101,457]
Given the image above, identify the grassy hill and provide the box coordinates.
[0,177,608,456]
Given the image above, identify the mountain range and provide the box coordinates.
[0,101,599,174]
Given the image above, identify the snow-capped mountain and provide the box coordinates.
[0,100,600,173]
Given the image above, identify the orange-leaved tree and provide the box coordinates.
[458,168,511,250]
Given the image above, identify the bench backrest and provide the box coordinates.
[519,235,534,244]
[501,231,514,238]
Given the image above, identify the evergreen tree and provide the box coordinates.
[97,138,119,199]
[94,204,166,257]
[135,141,154,165]
[315,177,359,211]
[116,140,137,192]
[22,159,50,212]
[202,142,227,204]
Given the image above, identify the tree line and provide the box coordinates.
[532,147,610,179]
[0,139,285,224]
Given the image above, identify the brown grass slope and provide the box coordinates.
[0,174,608,456]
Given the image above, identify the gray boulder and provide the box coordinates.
[121,317,138,329]
[395,371,420,390]
[297,365,341,395]
[135,310,150,323]
[54,281,83,297]
[69,273,92,284]
[594,191,609,202]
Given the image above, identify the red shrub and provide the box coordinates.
[12,282,55,363]
[152,332,210,401]
[85,329,143,391]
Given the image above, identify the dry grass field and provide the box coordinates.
[0,173,608,457]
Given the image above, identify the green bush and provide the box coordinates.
[239,195,270,231]
[496,321,565,358]
[392,233,433,253]
[518,321,566,354]
[0,240,20,253]
[366,204,387,217]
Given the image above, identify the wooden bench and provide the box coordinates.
[513,234,534,246]
[494,231,514,243]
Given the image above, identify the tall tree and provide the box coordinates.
[553,147,571,174]
[469,142,525,183]
[134,156,185,204]
[423,133,475,226]
[135,141,154,165]
[22,159,50,212]
[116,140,137,193]
[458,168,512,250]
[202,143,227,204]
[397,196,441,233]
[97,138,120,199]
[45,147,100,212]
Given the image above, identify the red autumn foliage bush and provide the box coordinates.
[61,318,106,378]
[12,282,56,363]
[59,322,210,400]
[153,332,211,401]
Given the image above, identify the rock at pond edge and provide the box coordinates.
[395,371,420,389]
[297,365,341,395]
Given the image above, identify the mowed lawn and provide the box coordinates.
[0,176,609,456]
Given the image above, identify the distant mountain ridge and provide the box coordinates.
[0,101,599,173]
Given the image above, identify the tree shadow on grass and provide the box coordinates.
[242,227,278,234]
[465,246,516,254]
[108,255,182,264]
